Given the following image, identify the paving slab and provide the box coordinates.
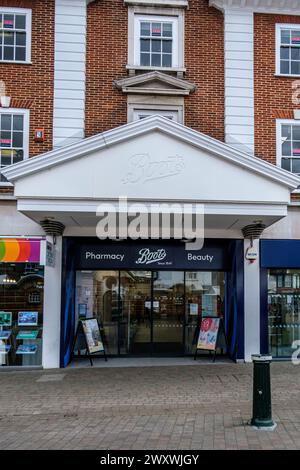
[0,361,299,449]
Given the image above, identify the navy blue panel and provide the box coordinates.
[260,267,269,355]
[76,239,230,271]
[261,240,300,268]
[235,240,245,360]
[224,240,244,361]
[60,239,76,368]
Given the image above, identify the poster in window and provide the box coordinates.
[82,319,104,354]
[0,312,12,326]
[189,303,198,316]
[78,303,88,319]
[16,344,37,355]
[18,311,38,326]
[197,317,220,351]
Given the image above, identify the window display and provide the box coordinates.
[0,263,44,366]
[268,269,300,358]
[75,269,225,356]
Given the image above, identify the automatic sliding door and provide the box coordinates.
[152,271,185,354]
[120,271,152,354]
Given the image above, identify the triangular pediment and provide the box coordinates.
[114,71,196,95]
[2,116,299,205]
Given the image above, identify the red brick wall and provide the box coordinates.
[185,0,224,141]
[0,0,55,158]
[85,0,225,141]
[254,14,300,164]
[85,0,128,137]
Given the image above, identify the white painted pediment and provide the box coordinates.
[2,116,299,205]
[114,71,196,96]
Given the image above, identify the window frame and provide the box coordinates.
[276,23,300,77]
[0,108,29,187]
[276,119,300,175]
[128,7,185,73]
[134,14,178,69]
[133,108,179,121]
[128,101,184,123]
[0,7,32,64]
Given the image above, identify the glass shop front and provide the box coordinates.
[61,238,245,366]
[261,240,300,359]
[0,238,44,367]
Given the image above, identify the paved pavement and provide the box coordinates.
[0,360,300,450]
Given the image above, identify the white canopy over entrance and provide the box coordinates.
[2,116,299,238]
[3,116,300,368]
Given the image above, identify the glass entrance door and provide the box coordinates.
[152,271,185,354]
[120,271,152,354]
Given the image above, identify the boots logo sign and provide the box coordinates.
[122,154,185,184]
[136,248,168,265]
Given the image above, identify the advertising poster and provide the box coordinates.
[189,303,198,316]
[0,312,12,326]
[197,317,220,351]
[17,330,38,340]
[16,344,37,355]
[18,312,38,326]
[82,319,104,354]
[0,330,11,340]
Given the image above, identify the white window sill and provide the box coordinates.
[275,74,300,79]
[0,182,14,187]
[127,64,186,73]
[0,60,32,65]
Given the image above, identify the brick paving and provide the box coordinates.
[0,362,300,450]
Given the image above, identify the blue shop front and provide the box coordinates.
[261,240,300,359]
[60,238,245,367]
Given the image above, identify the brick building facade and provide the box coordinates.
[1,0,300,369]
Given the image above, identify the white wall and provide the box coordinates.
[42,236,63,369]
[244,239,261,362]
[224,9,255,155]
[263,206,300,239]
[0,201,44,236]
[53,0,87,148]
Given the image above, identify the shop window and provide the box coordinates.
[276,120,300,174]
[128,7,184,72]
[276,24,300,76]
[268,269,300,358]
[75,269,225,357]
[0,109,29,183]
[0,8,31,63]
[0,263,44,367]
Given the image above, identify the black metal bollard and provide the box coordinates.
[251,355,276,430]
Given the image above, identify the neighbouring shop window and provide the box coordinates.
[268,269,300,358]
[0,8,31,63]
[276,24,300,76]
[277,121,300,174]
[0,263,44,366]
[0,109,29,183]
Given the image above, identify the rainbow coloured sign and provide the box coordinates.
[0,238,41,263]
